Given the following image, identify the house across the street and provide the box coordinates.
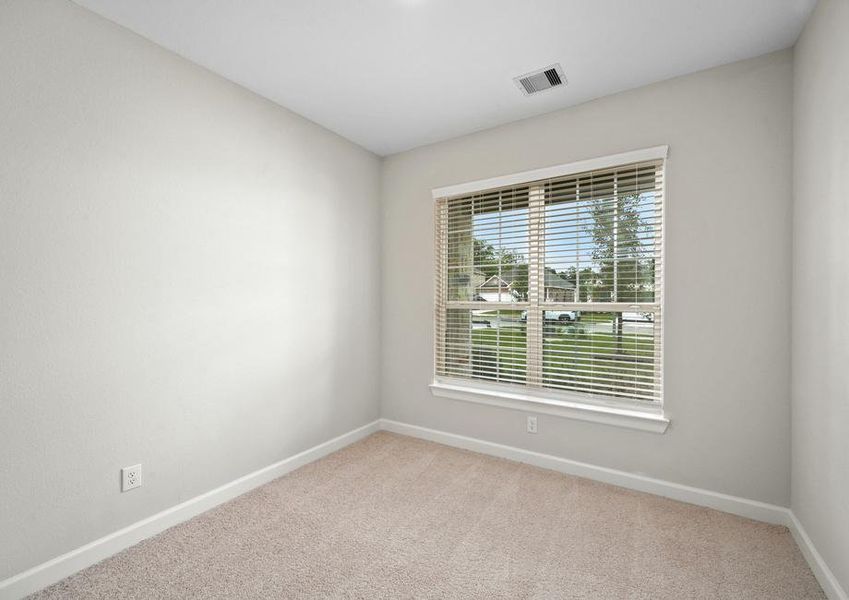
[476,275,517,302]
[474,271,576,302]
[544,271,576,302]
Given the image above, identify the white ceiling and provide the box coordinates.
[73,0,816,156]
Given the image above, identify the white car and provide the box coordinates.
[520,310,580,322]
[622,311,654,323]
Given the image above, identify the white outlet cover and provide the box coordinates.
[527,416,538,433]
[121,464,142,492]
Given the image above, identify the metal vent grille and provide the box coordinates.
[514,64,567,96]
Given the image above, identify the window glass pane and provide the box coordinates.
[543,166,660,303]
[542,310,658,401]
[446,189,529,302]
[442,308,527,384]
[436,158,664,406]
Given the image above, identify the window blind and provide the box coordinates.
[434,159,664,405]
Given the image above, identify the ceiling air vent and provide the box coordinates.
[514,64,567,96]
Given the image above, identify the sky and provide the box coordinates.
[472,197,658,273]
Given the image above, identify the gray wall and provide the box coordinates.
[0,0,381,579]
[381,50,794,506]
[6,0,834,586]
[792,0,849,591]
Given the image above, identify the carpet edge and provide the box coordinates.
[380,418,845,600]
[0,420,381,600]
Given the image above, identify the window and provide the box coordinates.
[433,148,666,425]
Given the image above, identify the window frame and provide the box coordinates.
[431,146,669,433]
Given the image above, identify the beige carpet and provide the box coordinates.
[29,432,824,599]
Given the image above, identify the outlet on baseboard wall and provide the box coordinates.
[121,464,142,492]
[526,416,538,434]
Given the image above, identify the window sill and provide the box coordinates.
[429,381,670,434]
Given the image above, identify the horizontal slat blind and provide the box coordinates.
[435,185,532,386]
[435,158,664,405]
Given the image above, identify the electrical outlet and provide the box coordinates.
[121,464,142,492]
[527,416,538,434]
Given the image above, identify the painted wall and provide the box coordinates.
[381,50,794,506]
[792,0,849,592]
[0,0,381,579]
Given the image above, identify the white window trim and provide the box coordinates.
[431,145,670,433]
[432,145,668,200]
[430,378,669,434]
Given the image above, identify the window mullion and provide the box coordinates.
[653,164,664,402]
[526,185,544,386]
[613,170,619,302]
[434,199,447,377]
[435,154,665,407]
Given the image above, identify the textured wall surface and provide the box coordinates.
[381,50,794,506]
[0,0,381,579]
[792,0,849,592]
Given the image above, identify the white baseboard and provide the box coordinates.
[786,512,848,600]
[379,419,788,524]
[0,419,380,600]
[380,418,847,600]
[4,417,845,600]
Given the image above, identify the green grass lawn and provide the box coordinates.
[469,324,656,400]
[578,312,615,323]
